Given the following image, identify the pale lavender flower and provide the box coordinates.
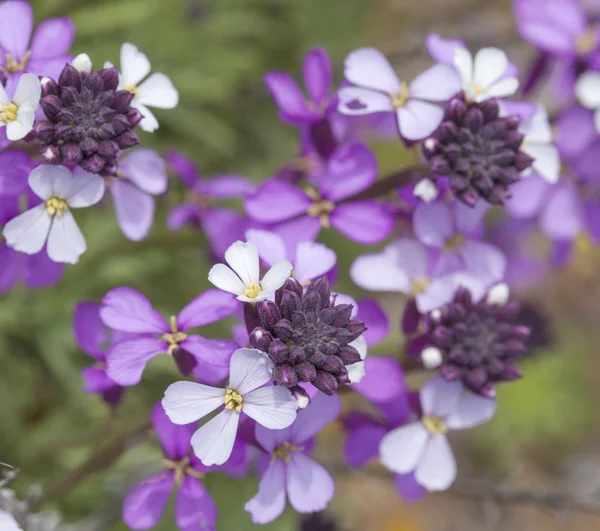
[0,151,34,196]
[379,376,496,491]
[162,348,298,466]
[337,48,461,140]
[245,392,341,524]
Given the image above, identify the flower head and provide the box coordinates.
[2,165,105,264]
[0,73,40,140]
[208,241,293,303]
[162,348,298,466]
[249,276,366,395]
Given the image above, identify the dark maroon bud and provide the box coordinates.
[431,327,454,347]
[448,97,467,122]
[336,370,351,384]
[514,151,535,171]
[110,114,131,135]
[126,108,143,127]
[487,358,504,376]
[346,319,366,340]
[280,290,301,320]
[41,144,60,163]
[308,351,326,368]
[274,364,298,387]
[115,130,139,149]
[429,155,450,174]
[61,143,83,163]
[504,131,525,150]
[322,354,344,373]
[34,120,56,143]
[290,385,310,408]
[302,290,322,313]
[295,361,317,382]
[479,382,497,398]
[441,364,462,380]
[97,140,119,158]
[504,339,527,356]
[99,66,119,91]
[288,346,305,363]
[338,345,362,364]
[331,304,352,327]
[40,95,63,121]
[79,137,98,155]
[465,368,487,391]
[59,85,78,107]
[81,153,105,173]
[454,287,472,308]
[268,341,289,364]
[479,99,499,121]
[249,328,273,351]
[258,301,281,331]
[448,302,467,321]
[100,161,118,177]
[83,73,104,94]
[272,319,293,342]
[324,341,340,356]
[312,371,338,395]
[465,108,484,132]
[501,362,523,381]
[40,77,59,97]
[58,64,81,90]
[113,90,134,112]
[448,346,467,364]
[305,276,330,308]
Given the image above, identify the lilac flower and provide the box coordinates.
[265,47,336,126]
[167,150,254,259]
[0,73,40,140]
[108,149,168,241]
[337,48,460,140]
[379,376,496,491]
[122,403,217,530]
[0,1,74,81]
[350,238,487,313]
[245,392,341,524]
[245,142,394,244]
[3,165,105,264]
[101,287,240,386]
[110,43,179,132]
[413,200,506,285]
[208,241,293,303]
[246,228,336,285]
[74,302,125,406]
[0,509,21,531]
[162,348,298,466]
[426,34,468,64]
[519,104,560,183]
[0,151,35,196]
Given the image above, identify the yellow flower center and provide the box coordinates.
[390,82,410,109]
[244,282,262,299]
[1,102,18,123]
[270,441,304,464]
[411,276,429,295]
[576,27,598,55]
[444,233,466,253]
[160,315,188,356]
[422,415,448,435]
[224,388,243,412]
[163,456,205,486]
[123,84,139,96]
[45,197,69,216]
[305,187,335,228]
[1,51,30,74]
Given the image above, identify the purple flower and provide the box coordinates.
[245,141,394,244]
[101,287,240,386]
[245,392,341,524]
[0,1,74,82]
[379,376,496,491]
[0,151,35,196]
[74,302,125,406]
[122,403,217,530]
[337,48,460,140]
[108,149,168,241]
[265,47,336,126]
[167,150,254,259]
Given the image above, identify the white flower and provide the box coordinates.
[453,47,519,103]
[72,53,92,74]
[162,348,298,466]
[0,73,40,140]
[111,42,179,133]
[414,177,439,203]
[208,241,293,303]
[519,104,560,183]
[0,509,22,531]
[3,166,105,264]
[575,71,600,132]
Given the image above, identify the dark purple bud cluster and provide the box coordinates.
[249,276,366,395]
[426,286,530,398]
[35,64,142,176]
[423,95,534,206]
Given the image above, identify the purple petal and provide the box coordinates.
[555,107,597,161]
[356,299,388,346]
[462,241,506,284]
[344,419,387,468]
[330,201,394,244]
[409,64,461,102]
[286,453,334,514]
[303,47,332,105]
[29,17,75,58]
[419,376,463,418]
[294,241,337,284]
[120,149,168,195]
[290,392,341,444]
[0,150,32,195]
[111,180,155,242]
[23,248,64,288]
[273,216,322,251]
[245,460,287,524]
[81,366,117,393]
[100,287,168,334]
[180,336,237,370]
[264,73,314,124]
[0,244,21,293]
[105,337,166,386]
[201,207,249,260]
[26,56,72,80]
[167,150,200,189]
[401,298,421,335]
[394,473,427,502]
[397,100,444,141]
[454,200,490,234]
[246,229,287,267]
[192,362,230,386]
[0,1,33,58]
[425,34,467,64]
[177,289,239,330]
[175,476,218,531]
[152,402,195,460]
[122,472,174,530]
[245,179,311,223]
[167,203,200,231]
[201,175,254,199]
[413,202,453,247]
[540,181,584,239]
[585,201,600,243]
[319,142,377,202]
[505,174,552,219]
[255,424,294,454]
[73,302,107,357]
[352,357,406,403]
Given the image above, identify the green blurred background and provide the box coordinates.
[2,0,600,530]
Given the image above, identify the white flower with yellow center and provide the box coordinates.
[108,42,179,133]
[208,241,293,303]
[0,72,40,140]
[3,166,105,264]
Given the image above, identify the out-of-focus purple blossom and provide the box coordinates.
[100,287,240,387]
[245,392,341,524]
[0,151,35,196]
[246,142,394,245]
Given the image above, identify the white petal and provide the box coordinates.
[3,205,51,255]
[137,72,179,109]
[522,105,552,143]
[28,165,72,200]
[260,260,293,293]
[415,435,456,491]
[294,241,337,284]
[65,171,105,207]
[243,386,298,429]
[191,410,239,466]
[523,143,560,184]
[8,105,35,140]
[476,77,519,101]
[594,108,600,135]
[445,392,497,430]
[0,509,22,531]
[132,102,160,132]
[207,264,246,296]
[337,86,393,115]
[12,73,41,108]
[46,211,86,264]
[473,47,508,89]
[225,241,260,286]
[347,335,367,384]
[344,47,402,93]
[0,83,10,106]
[453,47,473,86]
[120,42,151,86]
[162,381,224,424]
[486,282,510,306]
[576,71,600,109]
[379,423,429,474]
[72,53,92,73]
[246,229,286,267]
[414,178,439,203]
[228,348,274,395]
[349,246,412,294]
[419,376,463,418]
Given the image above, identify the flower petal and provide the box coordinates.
[540,181,584,239]
[408,64,461,102]
[0,509,22,531]
[64,171,105,207]
[356,299,389,347]
[30,17,75,58]
[397,99,444,141]
[379,423,430,474]
[119,148,168,195]
[260,260,293,294]
[505,174,551,219]
[414,435,456,491]
[445,392,497,430]
[111,180,154,242]
[3,204,51,255]
[462,241,507,284]
[243,386,298,429]
[162,380,224,425]
[413,202,453,247]
[0,0,33,58]
[224,240,260,286]
[294,241,337,284]
[28,165,68,200]
[473,47,508,89]
[100,287,168,333]
[73,302,107,357]
[286,453,334,513]
[350,243,412,294]
[122,472,174,530]
[175,475,218,531]
[344,48,402,93]
[291,392,341,443]
[191,410,240,466]
[120,42,151,87]
[426,33,467,64]
[133,102,160,133]
[352,357,406,403]
[137,72,179,109]
[152,402,196,461]
[106,337,165,386]
[7,106,34,140]
[419,376,463,418]
[245,179,312,223]
[202,174,254,199]
[337,86,393,115]
[228,348,274,395]
[177,289,239,330]
[524,143,560,184]
[264,73,312,124]
[330,201,395,244]
[344,419,387,468]
[576,71,600,109]
[453,47,473,86]
[180,336,236,369]
[245,460,287,524]
[46,210,86,264]
[246,229,287,267]
[479,77,519,100]
[13,73,41,107]
[303,47,332,104]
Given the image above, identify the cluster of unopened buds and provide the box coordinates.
[1,0,598,529]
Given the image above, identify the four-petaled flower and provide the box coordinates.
[0,73,40,140]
